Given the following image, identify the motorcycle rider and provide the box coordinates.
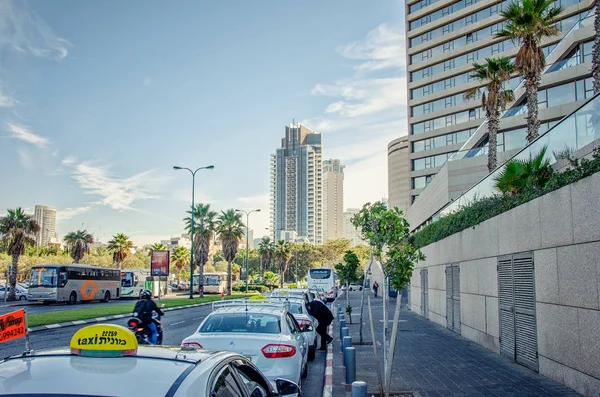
[133,289,164,344]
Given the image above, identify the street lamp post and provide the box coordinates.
[173,165,215,299]
[235,208,261,293]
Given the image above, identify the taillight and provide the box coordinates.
[182,341,203,349]
[137,328,144,332]
[262,344,296,358]
[296,318,312,327]
[128,319,139,328]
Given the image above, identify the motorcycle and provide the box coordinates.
[127,311,163,345]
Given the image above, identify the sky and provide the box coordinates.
[0,0,406,246]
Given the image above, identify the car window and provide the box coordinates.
[234,363,271,397]
[200,313,281,334]
[285,313,300,334]
[211,366,244,397]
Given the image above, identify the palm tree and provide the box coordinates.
[593,6,600,93]
[216,209,245,295]
[494,146,552,193]
[274,239,292,288]
[63,230,94,263]
[171,246,190,285]
[497,0,562,143]
[258,236,273,280]
[184,203,217,297]
[148,242,167,256]
[0,208,39,301]
[106,233,133,270]
[466,57,515,172]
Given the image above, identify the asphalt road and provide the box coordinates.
[0,298,134,315]
[0,303,325,396]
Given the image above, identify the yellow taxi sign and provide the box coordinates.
[249,295,267,300]
[70,324,138,357]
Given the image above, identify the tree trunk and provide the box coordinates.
[487,109,500,172]
[385,295,403,395]
[525,73,541,143]
[7,254,18,301]
[280,269,284,288]
[382,276,389,390]
[227,260,232,295]
[593,5,600,94]
[198,262,205,298]
[368,295,385,397]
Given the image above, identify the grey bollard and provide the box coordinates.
[345,347,356,384]
[342,335,352,356]
[341,328,349,352]
[352,381,367,397]
[339,320,346,339]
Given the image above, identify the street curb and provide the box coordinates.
[27,301,214,333]
[322,324,334,397]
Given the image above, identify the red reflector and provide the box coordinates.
[262,344,296,358]
[182,341,203,349]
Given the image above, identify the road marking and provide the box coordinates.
[170,320,185,327]
[72,320,86,325]
[45,324,61,329]
[322,325,334,397]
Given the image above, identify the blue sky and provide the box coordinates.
[0,0,406,246]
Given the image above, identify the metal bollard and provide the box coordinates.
[344,347,356,384]
[352,381,368,397]
[339,320,346,339]
[342,335,351,356]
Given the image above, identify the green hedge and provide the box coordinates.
[412,150,600,249]
[232,284,269,293]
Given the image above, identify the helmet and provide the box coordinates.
[140,289,152,300]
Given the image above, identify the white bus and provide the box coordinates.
[192,272,227,294]
[28,264,121,305]
[120,268,158,299]
[307,268,337,302]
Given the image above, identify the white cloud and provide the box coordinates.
[63,159,166,211]
[0,89,16,107]
[17,148,33,169]
[0,0,71,60]
[57,206,92,222]
[5,122,50,147]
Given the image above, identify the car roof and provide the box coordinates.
[0,346,236,397]
[213,305,285,315]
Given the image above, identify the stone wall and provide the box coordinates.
[409,171,600,396]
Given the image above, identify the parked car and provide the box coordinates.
[0,285,28,300]
[182,299,310,387]
[348,284,363,291]
[308,288,326,303]
[269,288,312,304]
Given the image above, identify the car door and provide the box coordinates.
[285,312,307,365]
[232,360,276,397]
[209,364,246,397]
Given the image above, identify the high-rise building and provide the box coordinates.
[343,208,363,247]
[241,228,254,249]
[270,122,323,244]
[387,137,410,213]
[322,159,345,241]
[397,0,595,227]
[34,205,56,247]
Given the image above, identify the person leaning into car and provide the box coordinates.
[306,298,334,350]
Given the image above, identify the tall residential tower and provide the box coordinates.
[270,122,323,245]
[322,159,345,241]
[34,205,56,246]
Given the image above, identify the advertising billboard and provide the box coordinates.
[151,250,170,277]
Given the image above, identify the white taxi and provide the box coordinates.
[0,324,301,397]
[181,299,309,387]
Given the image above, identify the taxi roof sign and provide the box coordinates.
[70,324,138,357]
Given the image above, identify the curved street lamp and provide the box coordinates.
[235,208,261,293]
[173,165,215,299]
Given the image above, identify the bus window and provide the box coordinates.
[30,267,58,288]
[309,269,331,279]
[59,271,68,287]
[121,272,133,287]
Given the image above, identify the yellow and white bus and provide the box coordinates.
[192,272,227,294]
[121,268,159,299]
[28,264,121,304]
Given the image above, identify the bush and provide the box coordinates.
[413,148,600,249]
[232,284,269,293]
[286,283,298,288]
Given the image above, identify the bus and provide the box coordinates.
[192,272,227,294]
[307,268,337,302]
[120,268,157,299]
[28,264,121,304]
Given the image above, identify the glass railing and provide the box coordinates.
[436,92,600,220]
[452,8,595,160]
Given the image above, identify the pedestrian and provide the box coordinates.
[373,281,379,298]
[306,298,334,350]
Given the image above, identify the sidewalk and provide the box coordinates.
[332,292,580,397]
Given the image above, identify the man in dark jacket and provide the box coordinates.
[307,299,334,350]
[133,289,164,344]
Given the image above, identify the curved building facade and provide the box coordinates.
[387,137,410,214]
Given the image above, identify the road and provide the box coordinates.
[0,303,325,396]
[0,299,133,315]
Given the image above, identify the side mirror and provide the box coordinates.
[302,325,314,332]
[275,378,301,396]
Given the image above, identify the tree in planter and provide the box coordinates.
[465,56,515,172]
[334,250,360,323]
[352,202,425,397]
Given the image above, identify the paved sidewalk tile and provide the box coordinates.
[331,292,581,397]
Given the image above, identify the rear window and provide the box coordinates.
[200,313,281,334]
[310,269,331,279]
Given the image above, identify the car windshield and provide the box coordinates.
[200,313,281,334]
[29,267,58,288]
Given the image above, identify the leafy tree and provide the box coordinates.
[0,208,40,301]
[466,57,515,172]
[184,203,217,297]
[274,240,292,287]
[263,271,280,288]
[336,250,361,322]
[497,0,562,142]
[352,202,425,396]
[122,251,149,269]
[494,146,552,194]
[319,239,350,266]
[106,233,133,270]
[216,209,245,295]
[171,246,190,284]
[63,230,94,263]
[214,261,228,273]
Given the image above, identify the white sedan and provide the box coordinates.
[182,300,310,387]
[0,285,28,300]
